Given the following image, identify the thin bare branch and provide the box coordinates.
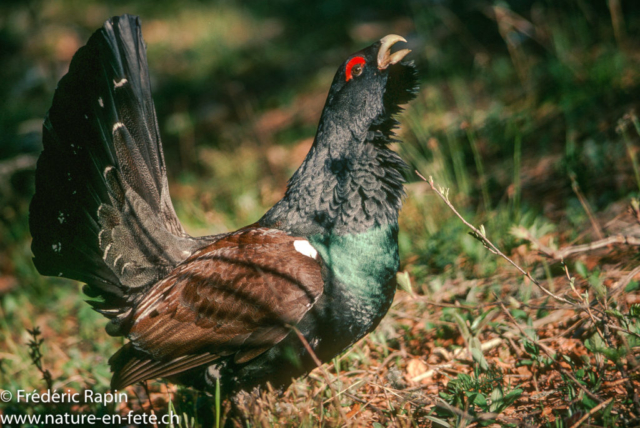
[569,173,604,240]
[416,170,574,306]
[569,397,614,428]
[524,231,640,260]
[609,264,640,300]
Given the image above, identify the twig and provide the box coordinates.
[608,264,640,300]
[434,397,493,424]
[519,228,640,260]
[562,264,607,342]
[343,392,388,418]
[141,381,159,428]
[570,173,604,240]
[606,324,640,341]
[568,397,614,428]
[289,325,350,426]
[539,317,585,343]
[558,234,640,258]
[629,197,640,225]
[416,171,574,306]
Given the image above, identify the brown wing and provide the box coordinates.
[109,227,324,389]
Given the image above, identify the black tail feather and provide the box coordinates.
[29,15,210,326]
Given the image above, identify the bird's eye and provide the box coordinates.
[345,56,366,82]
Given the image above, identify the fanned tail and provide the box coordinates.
[29,15,209,334]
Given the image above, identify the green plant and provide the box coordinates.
[437,366,523,426]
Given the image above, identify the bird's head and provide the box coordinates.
[319,34,418,143]
[262,35,418,234]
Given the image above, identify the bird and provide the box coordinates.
[29,14,418,399]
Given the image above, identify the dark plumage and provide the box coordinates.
[29,15,418,398]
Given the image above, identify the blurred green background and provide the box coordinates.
[1,0,640,425]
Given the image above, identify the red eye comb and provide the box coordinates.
[345,56,366,81]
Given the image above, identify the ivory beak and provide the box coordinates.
[377,34,411,70]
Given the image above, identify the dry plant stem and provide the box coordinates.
[525,230,640,260]
[570,174,604,240]
[141,381,159,428]
[568,397,614,428]
[289,325,349,426]
[609,263,640,300]
[606,323,640,341]
[539,317,585,342]
[416,171,573,306]
[435,398,490,425]
[561,234,640,257]
[344,392,388,418]
[562,264,607,343]
[373,383,429,408]
[498,303,604,404]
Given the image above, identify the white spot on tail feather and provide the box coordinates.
[121,262,133,274]
[114,78,128,88]
[52,242,62,253]
[58,211,65,224]
[293,240,318,259]
[98,97,104,108]
[103,243,112,260]
[112,122,125,133]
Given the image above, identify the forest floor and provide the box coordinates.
[1,1,640,427]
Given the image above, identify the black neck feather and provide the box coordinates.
[260,61,417,237]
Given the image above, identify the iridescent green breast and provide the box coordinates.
[309,223,399,336]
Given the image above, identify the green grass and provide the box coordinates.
[1,0,640,426]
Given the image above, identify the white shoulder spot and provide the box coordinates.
[293,240,318,259]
